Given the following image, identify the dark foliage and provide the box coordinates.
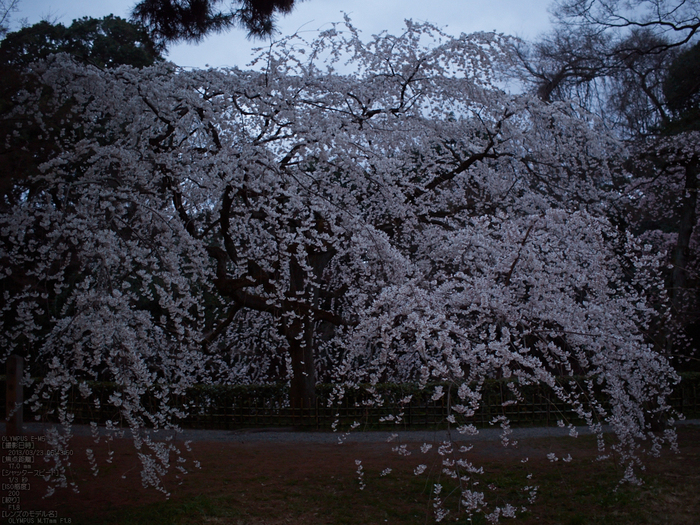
[663,41,700,133]
[0,16,164,209]
[131,0,297,44]
[0,15,163,68]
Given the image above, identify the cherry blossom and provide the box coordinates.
[0,19,681,518]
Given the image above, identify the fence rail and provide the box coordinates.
[2,374,699,431]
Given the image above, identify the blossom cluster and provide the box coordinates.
[0,19,681,518]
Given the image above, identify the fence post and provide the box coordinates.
[5,355,24,436]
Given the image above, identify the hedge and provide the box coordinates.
[2,373,699,431]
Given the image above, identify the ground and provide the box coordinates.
[4,425,700,524]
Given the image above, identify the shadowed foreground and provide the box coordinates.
[3,423,699,524]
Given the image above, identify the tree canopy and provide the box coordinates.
[0,15,163,68]
[516,0,700,368]
[0,16,164,218]
[131,0,299,44]
[0,20,682,516]
[663,41,700,133]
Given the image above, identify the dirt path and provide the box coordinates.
[13,419,700,443]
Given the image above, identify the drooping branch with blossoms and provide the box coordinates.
[0,19,681,519]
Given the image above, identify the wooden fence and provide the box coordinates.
[2,373,699,431]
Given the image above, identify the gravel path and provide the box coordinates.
[5,419,699,444]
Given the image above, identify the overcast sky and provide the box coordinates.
[12,1,555,69]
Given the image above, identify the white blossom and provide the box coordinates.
[0,18,681,510]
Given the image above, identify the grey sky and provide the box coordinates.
[12,1,554,69]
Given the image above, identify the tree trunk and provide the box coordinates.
[671,160,699,319]
[285,244,336,409]
[286,256,317,410]
[287,325,317,409]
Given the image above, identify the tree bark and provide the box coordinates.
[287,325,317,409]
[285,247,335,409]
[285,255,316,409]
[671,160,699,319]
